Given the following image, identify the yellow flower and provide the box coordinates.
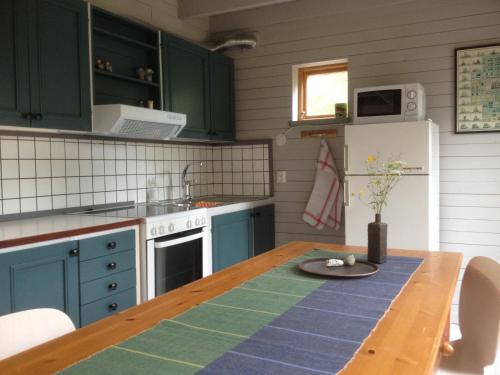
[366,155,376,163]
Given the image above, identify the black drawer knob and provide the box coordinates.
[108,282,118,290]
[23,112,33,120]
[34,113,43,121]
[108,303,118,311]
[69,249,79,256]
[107,241,117,250]
[107,262,117,270]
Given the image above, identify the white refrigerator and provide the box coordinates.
[344,120,440,251]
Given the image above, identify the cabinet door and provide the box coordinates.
[209,52,235,141]
[253,204,275,256]
[29,0,91,131]
[212,209,253,272]
[162,34,210,139]
[0,241,80,326]
[0,0,31,126]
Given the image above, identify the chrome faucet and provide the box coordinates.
[181,161,204,201]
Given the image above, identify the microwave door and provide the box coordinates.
[357,89,402,117]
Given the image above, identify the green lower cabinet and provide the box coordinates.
[212,209,253,272]
[0,241,80,326]
[253,204,276,256]
[0,229,137,328]
[78,230,137,326]
[211,205,276,272]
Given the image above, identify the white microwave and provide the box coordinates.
[353,83,426,124]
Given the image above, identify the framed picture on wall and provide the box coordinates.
[455,43,500,134]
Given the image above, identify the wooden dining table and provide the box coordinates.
[0,242,462,375]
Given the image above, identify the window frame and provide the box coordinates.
[297,63,348,121]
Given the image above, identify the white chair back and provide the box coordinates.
[0,308,75,360]
[459,256,500,368]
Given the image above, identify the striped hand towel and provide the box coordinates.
[303,139,343,230]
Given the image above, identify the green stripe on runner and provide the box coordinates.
[203,301,280,316]
[113,346,203,369]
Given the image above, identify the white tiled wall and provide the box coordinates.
[0,135,271,215]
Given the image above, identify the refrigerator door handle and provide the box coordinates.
[343,145,349,172]
[344,179,350,206]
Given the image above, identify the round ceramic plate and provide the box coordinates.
[298,257,379,278]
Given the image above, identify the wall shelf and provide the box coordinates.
[93,27,158,51]
[94,69,160,87]
[289,117,351,127]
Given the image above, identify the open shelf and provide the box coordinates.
[94,69,160,87]
[93,26,158,51]
[92,7,161,110]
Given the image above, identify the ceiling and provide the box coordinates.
[178,0,297,18]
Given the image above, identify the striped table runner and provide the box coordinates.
[61,250,422,375]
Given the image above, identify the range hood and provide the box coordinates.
[93,104,186,140]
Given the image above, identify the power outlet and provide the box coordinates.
[276,171,287,184]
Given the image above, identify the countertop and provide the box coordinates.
[0,196,273,250]
[0,215,141,251]
[0,242,463,375]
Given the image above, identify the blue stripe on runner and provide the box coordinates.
[294,305,379,321]
[312,288,393,301]
[198,253,422,375]
[228,351,337,375]
[266,325,363,344]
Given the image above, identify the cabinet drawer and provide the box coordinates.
[80,288,136,326]
[80,250,134,283]
[80,269,136,305]
[79,230,135,261]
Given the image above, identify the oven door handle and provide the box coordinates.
[154,231,206,248]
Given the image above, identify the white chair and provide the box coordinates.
[0,308,75,360]
[438,257,500,374]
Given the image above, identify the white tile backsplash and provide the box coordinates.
[35,140,50,159]
[51,140,65,159]
[19,160,35,178]
[36,160,51,178]
[19,140,35,159]
[2,160,19,179]
[37,178,51,196]
[2,180,19,199]
[1,139,18,159]
[20,179,36,197]
[0,135,271,215]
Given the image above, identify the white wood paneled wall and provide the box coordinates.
[211,0,500,323]
[86,0,209,42]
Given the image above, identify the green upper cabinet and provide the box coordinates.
[0,0,91,131]
[0,241,80,327]
[162,33,211,139]
[209,51,235,141]
[162,33,235,141]
[0,0,31,127]
[30,0,91,131]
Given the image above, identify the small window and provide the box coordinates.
[297,63,348,120]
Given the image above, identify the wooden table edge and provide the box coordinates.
[0,241,463,374]
[0,218,142,250]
